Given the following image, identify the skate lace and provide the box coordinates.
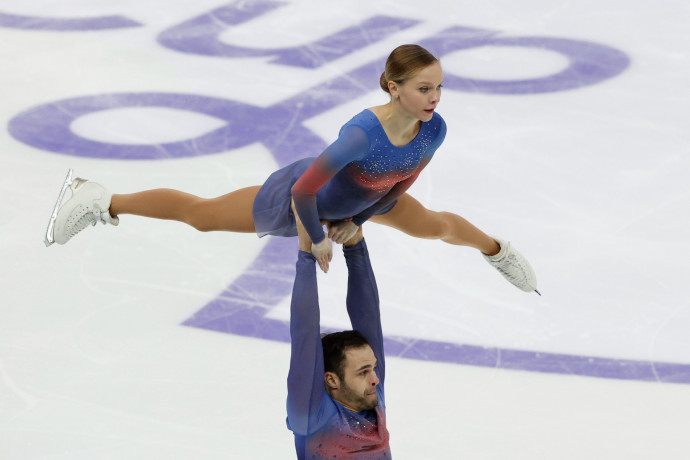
[486,242,537,293]
[66,209,98,238]
[494,254,527,282]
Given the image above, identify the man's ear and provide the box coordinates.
[324,372,339,390]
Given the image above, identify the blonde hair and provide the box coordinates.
[379,44,438,93]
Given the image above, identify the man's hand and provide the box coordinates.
[343,225,364,247]
[327,219,360,244]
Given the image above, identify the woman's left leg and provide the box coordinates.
[371,193,540,294]
[369,193,500,255]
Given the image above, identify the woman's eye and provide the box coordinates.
[419,87,428,93]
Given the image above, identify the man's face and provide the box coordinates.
[337,345,380,412]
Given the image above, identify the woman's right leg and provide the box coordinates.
[110,186,261,233]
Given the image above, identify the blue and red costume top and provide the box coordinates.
[252,109,446,242]
[287,240,391,459]
[292,109,446,243]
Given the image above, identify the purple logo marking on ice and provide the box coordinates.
[0,12,141,30]
[157,1,420,68]
[8,25,631,158]
[10,6,686,383]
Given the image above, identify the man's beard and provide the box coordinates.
[341,381,378,411]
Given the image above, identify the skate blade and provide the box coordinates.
[44,168,74,247]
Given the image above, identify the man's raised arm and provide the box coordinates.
[343,232,385,384]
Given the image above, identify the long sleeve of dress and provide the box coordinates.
[291,125,370,244]
[290,110,446,243]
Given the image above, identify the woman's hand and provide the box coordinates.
[292,198,332,272]
[327,219,360,245]
[311,238,333,273]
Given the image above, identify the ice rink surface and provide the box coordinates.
[1,0,689,458]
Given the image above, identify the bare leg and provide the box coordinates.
[369,193,500,255]
[109,186,261,233]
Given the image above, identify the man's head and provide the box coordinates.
[322,330,380,412]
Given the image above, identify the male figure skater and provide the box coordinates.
[286,222,390,458]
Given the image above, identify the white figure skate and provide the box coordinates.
[484,238,540,295]
[44,169,119,246]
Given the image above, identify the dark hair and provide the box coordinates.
[379,44,439,93]
[322,330,370,380]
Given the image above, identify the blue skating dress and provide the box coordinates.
[252,109,446,243]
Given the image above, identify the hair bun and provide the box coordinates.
[379,71,389,93]
[380,44,438,95]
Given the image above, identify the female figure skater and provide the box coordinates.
[45,44,539,294]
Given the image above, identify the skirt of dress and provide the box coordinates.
[252,157,314,238]
[252,156,399,238]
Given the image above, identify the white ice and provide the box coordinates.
[1,0,689,459]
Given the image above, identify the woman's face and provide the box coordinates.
[391,61,443,122]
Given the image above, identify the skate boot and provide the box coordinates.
[44,169,119,246]
[483,237,540,295]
